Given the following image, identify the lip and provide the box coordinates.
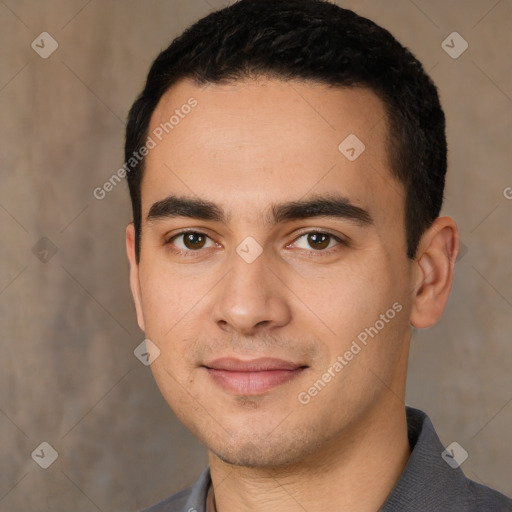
[204,357,305,372]
[203,357,308,395]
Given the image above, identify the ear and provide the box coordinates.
[126,223,145,332]
[409,216,460,329]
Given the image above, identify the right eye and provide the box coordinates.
[165,231,218,256]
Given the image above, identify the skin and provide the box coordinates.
[126,77,459,512]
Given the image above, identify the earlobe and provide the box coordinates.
[126,223,146,332]
[409,216,459,329]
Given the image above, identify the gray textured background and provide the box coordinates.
[0,1,511,510]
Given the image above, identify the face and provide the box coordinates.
[127,78,418,468]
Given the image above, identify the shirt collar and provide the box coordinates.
[379,406,475,510]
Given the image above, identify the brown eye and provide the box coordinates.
[307,232,330,250]
[167,231,216,253]
[290,231,346,253]
[182,232,207,250]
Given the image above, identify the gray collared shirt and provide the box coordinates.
[141,407,512,511]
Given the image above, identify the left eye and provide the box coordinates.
[291,232,341,251]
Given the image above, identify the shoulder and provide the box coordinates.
[466,478,512,511]
[381,407,512,511]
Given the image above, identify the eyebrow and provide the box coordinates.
[147,194,374,227]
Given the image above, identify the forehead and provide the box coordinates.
[142,77,403,229]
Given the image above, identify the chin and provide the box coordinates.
[207,433,313,469]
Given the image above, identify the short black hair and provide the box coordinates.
[125,0,446,262]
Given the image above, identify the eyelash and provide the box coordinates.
[164,229,349,258]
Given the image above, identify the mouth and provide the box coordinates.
[202,357,308,395]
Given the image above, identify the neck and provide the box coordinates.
[208,397,411,512]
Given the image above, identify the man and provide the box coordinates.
[124,1,512,510]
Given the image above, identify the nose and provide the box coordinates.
[212,249,292,336]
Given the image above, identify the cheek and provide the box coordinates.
[138,261,196,334]
[138,263,207,372]
[305,255,407,366]
[305,261,390,331]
